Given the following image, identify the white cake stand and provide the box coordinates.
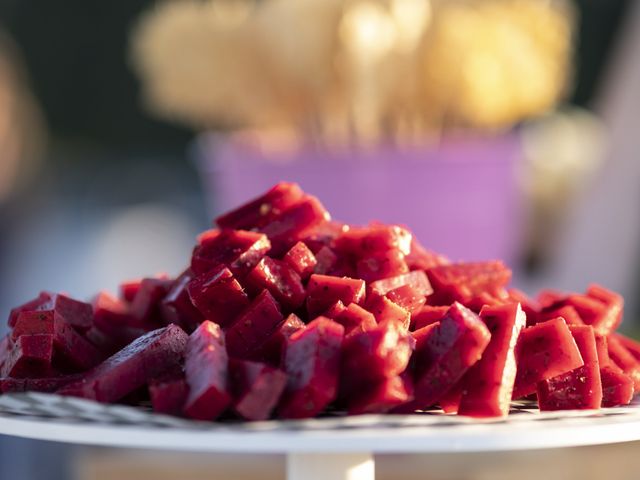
[2,393,640,480]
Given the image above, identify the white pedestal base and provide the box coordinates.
[286,452,375,480]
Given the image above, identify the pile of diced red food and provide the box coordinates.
[1,182,638,421]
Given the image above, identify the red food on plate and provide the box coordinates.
[187,265,249,327]
[225,290,284,359]
[278,317,344,419]
[245,257,306,311]
[160,271,204,333]
[256,313,306,367]
[333,303,377,337]
[183,321,231,420]
[513,317,584,399]
[537,325,602,411]
[230,359,287,421]
[283,241,317,280]
[149,372,188,416]
[347,375,413,415]
[458,303,526,417]
[306,274,365,318]
[408,303,491,410]
[1,335,54,378]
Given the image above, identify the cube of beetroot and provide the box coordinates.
[313,246,339,275]
[58,324,188,403]
[8,291,53,328]
[347,375,413,415]
[366,295,411,330]
[601,367,634,407]
[225,290,284,359]
[539,305,584,326]
[278,317,344,419]
[595,335,634,407]
[370,271,432,313]
[587,284,624,332]
[91,292,146,352]
[537,325,602,411]
[299,221,348,254]
[324,301,347,319]
[342,321,414,384]
[129,277,173,327]
[411,306,448,330]
[13,310,103,371]
[607,335,640,391]
[191,229,271,277]
[307,274,365,318]
[458,303,526,417]
[356,250,409,283]
[245,257,305,311]
[187,265,249,328]
[149,373,189,416]
[120,279,144,303]
[334,224,412,257]
[408,303,491,410]
[215,182,304,230]
[512,317,584,399]
[44,294,93,333]
[283,242,317,280]
[230,359,287,421]
[334,304,377,336]
[426,261,512,306]
[405,236,450,271]
[259,195,331,255]
[184,321,231,420]
[1,335,54,378]
[160,271,203,333]
[256,314,306,367]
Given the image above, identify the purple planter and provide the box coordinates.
[195,134,524,264]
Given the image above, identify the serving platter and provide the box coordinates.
[2,393,640,480]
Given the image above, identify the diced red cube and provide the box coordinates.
[426,261,512,306]
[59,324,188,403]
[225,290,284,359]
[13,310,103,371]
[184,321,231,420]
[1,335,54,378]
[129,277,173,327]
[306,274,365,318]
[215,182,304,230]
[283,242,317,280]
[187,266,250,328]
[230,359,287,421]
[160,271,204,333]
[149,373,189,416]
[334,303,377,336]
[8,292,54,328]
[512,317,584,399]
[369,271,432,313]
[259,195,331,255]
[607,335,640,391]
[313,246,339,275]
[366,295,411,330]
[411,306,448,331]
[245,257,306,311]
[256,313,306,367]
[600,366,634,407]
[334,224,412,257]
[408,303,491,410]
[347,375,413,415]
[278,317,344,419]
[458,303,526,417]
[537,325,602,411]
[356,250,409,283]
[539,305,584,326]
[191,229,271,277]
[342,321,415,384]
[120,279,143,303]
